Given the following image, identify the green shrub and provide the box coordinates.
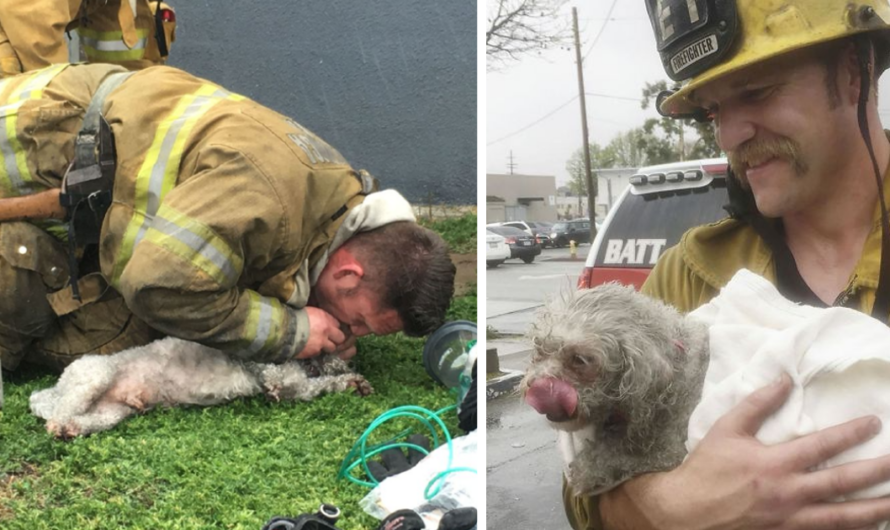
[419,214,477,254]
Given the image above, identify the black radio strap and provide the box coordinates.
[154,0,169,57]
[724,168,826,308]
[853,35,890,323]
[61,71,133,300]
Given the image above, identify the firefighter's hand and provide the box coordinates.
[334,329,357,360]
[296,307,346,359]
[608,374,890,530]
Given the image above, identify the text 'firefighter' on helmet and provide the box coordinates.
[646,0,890,118]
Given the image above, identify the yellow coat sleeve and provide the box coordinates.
[563,476,605,530]
[0,0,80,72]
[116,146,309,363]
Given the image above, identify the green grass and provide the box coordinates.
[0,246,477,529]
[419,214,477,254]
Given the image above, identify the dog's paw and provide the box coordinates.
[46,420,82,440]
[263,385,281,402]
[46,420,63,438]
[124,395,148,412]
[348,376,374,397]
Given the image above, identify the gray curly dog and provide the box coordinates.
[30,337,372,438]
[522,283,709,496]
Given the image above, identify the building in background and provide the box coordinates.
[556,167,637,220]
[488,168,638,223]
[486,173,558,223]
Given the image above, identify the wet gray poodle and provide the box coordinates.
[30,337,372,438]
[521,283,709,496]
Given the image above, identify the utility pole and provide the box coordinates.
[577,190,582,219]
[607,177,613,209]
[573,7,597,244]
[678,123,686,161]
[507,150,518,174]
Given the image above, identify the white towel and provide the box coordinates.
[687,269,890,502]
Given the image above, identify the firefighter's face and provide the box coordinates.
[313,249,403,337]
[693,46,861,218]
[319,287,402,338]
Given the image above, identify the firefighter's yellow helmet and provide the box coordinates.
[650,0,890,117]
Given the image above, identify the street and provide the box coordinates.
[486,245,588,530]
[487,245,588,335]
[487,392,571,530]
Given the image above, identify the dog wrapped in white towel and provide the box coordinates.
[523,269,890,507]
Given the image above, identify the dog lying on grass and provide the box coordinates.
[30,337,373,438]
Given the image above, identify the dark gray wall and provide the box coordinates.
[167,1,477,204]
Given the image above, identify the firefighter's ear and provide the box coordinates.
[328,248,365,288]
[332,263,363,284]
[839,43,859,106]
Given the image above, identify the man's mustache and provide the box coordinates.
[728,137,808,183]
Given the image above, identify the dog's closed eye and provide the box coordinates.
[572,354,591,367]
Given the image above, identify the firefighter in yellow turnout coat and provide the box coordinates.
[0,0,175,77]
[0,63,455,371]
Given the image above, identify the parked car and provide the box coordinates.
[486,230,511,268]
[549,219,591,247]
[577,158,730,291]
[495,220,554,248]
[486,225,541,264]
[532,221,555,248]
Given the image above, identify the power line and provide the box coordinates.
[586,92,640,102]
[487,91,644,146]
[582,0,620,61]
[577,17,647,22]
[487,95,579,146]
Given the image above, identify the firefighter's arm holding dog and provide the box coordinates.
[599,374,890,530]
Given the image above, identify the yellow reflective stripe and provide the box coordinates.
[239,291,285,358]
[143,204,243,285]
[0,64,68,197]
[77,28,149,42]
[42,221,69,242]
[78,29,148,52]
[83,47,147,62]
[0,101,24,196]
[111,84,245,286]
[11,64,68,101]
[78,28,149,61]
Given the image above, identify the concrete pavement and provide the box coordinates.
[487,378,571,530]
[486,337,532,400]
[486,246,587,335]
[485,247,583,529]
[487,338,533,372]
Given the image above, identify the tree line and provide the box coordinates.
[566,81,722,198]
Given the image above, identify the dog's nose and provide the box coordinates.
[524,377,578,422]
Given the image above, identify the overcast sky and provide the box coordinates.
[486,1,890,186]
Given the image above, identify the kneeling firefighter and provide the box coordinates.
[0,62,455,374]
